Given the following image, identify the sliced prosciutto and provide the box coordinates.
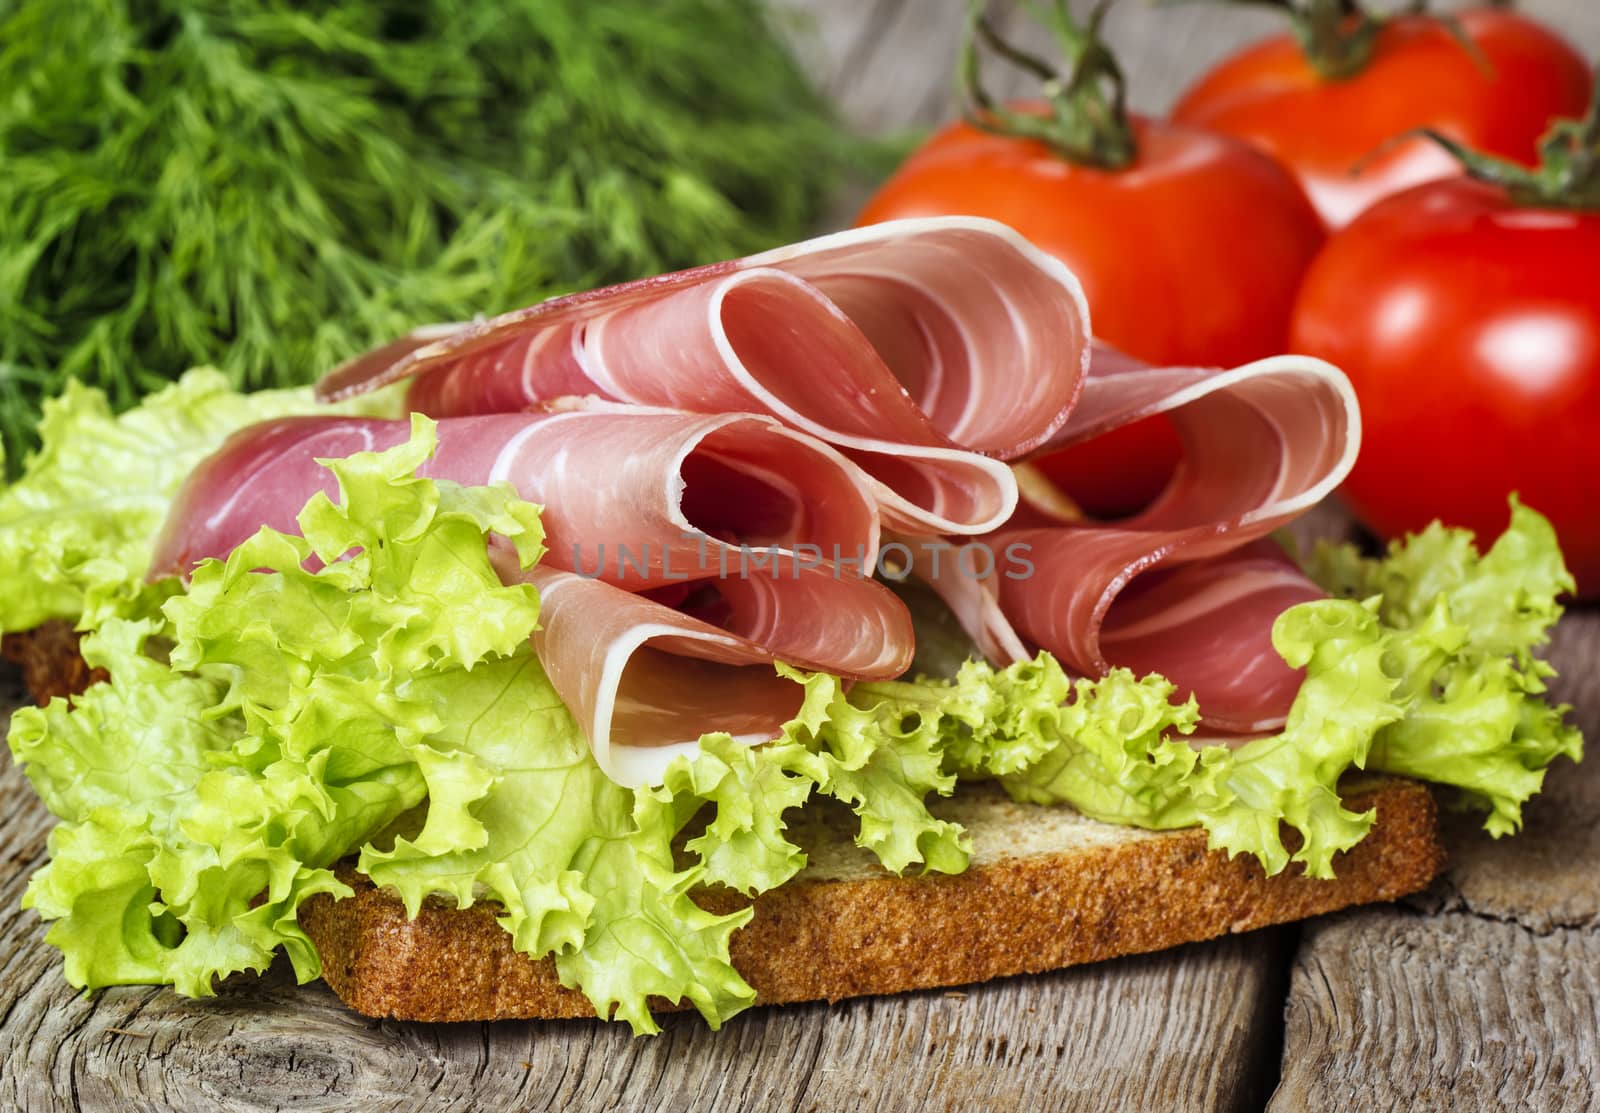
[151,410,882,589]
[316,217,1094,536]
[918,347,1360,734]
[149,411,914,783]
[525,565,906,785]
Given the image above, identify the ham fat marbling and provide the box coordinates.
[159,218,1360,783]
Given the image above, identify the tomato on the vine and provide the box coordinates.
[1174,6,1592,229]
[1292,175,1600,594]
[857,11,1324,517]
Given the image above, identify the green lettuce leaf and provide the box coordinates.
[358,650,760,1035]
[13,614,394,995]
[902,599,1401,878]
[904,654,1085,779]
[10,417,539,998]
[361,658,976,1033]
[10,415,973,1034]
[0,368,401,634]
[797,670,971,875]
[1184,598,1403,876]
[994,500,1580,877]
[1310,497,1582,834]
[989,663,1208,826]
[637,728,826,897]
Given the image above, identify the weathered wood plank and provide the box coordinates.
[788,934,1287,1112]
[1273,911,1600,1112]
[776,0,1600,136]
[1271,610,1600,1110]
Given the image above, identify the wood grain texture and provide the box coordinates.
[775,0,1600,135]
[1271,609,1600,1111]
[1273,912,1600,1112]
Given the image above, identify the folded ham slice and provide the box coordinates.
[160,219,1364,775]
[316,217,1094,536]
[523,564,909,784]
[915,347,1360,734]
[149,411,913,784]
[152,410,882,586]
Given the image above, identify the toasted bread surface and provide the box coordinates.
[1,621,103,707]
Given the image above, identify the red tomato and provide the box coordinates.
[858,112,1324,516]
[1291,177,1600,595]
[1173,9,1592,229]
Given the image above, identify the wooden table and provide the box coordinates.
[4,3,1599,1109]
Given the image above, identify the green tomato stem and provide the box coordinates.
[958,0,1137,171]
[1163,0,1489,83]
[1419,68,1600,211]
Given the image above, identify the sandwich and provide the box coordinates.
[0,218,1580,1034]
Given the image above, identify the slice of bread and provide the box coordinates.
[3,622,1445,1023]
[1,621,104,707]
[298,778,1442,1022]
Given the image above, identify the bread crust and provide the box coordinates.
[1,620,104,707]
[297,779,1442,1022]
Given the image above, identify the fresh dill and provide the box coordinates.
[0,0,867,473]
